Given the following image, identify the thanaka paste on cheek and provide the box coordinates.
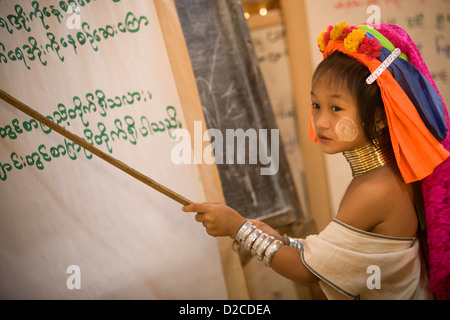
[335,117,359,142]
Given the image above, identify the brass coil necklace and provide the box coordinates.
[343,131,395,177]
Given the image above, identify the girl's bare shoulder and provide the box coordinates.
[336,165,416,237]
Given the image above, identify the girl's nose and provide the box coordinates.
[313,110,330,131]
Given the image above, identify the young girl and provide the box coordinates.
[182,23,449,300]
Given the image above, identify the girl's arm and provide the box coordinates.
[182,202,319,287]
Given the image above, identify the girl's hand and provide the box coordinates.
[182,202,246,238]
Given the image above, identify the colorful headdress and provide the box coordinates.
[311,22,450,299]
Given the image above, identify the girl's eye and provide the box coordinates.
[331,105,342,112]
[312,103,320,109]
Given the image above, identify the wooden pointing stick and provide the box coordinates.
[0,89,193,206]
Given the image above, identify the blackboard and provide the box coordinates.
[174,0,303,226]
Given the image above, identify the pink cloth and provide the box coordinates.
[377,24,450,299]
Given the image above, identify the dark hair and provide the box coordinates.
[312,51,386,142]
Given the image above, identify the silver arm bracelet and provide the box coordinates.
[255,235,276,261]
[232,221,255,251]
[239,225,256,245]
[282,235,304,251]
[235,220,253,243]
[233,221,285,268]
[244,229,263,251]
[263,239,283,267]
[250,233,269,256]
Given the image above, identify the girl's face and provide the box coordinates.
[311,74,369,154]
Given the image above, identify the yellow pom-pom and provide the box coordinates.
[344,28,366,52]
[330,22,349,40]
[317,31,328,52]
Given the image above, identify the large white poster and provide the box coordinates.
[0,0,227,299]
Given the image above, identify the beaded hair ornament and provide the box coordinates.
[310,22,450,299]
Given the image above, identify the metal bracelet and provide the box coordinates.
[250,233,269,256]
[292,239,304,251]
[282,235,305,251]
[263,240,283,267]
[255,235,276,261]
[234,220,253,243]
[244,229,263,251]
[238,225,256,246]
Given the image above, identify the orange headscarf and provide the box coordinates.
[309,39,449,183]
